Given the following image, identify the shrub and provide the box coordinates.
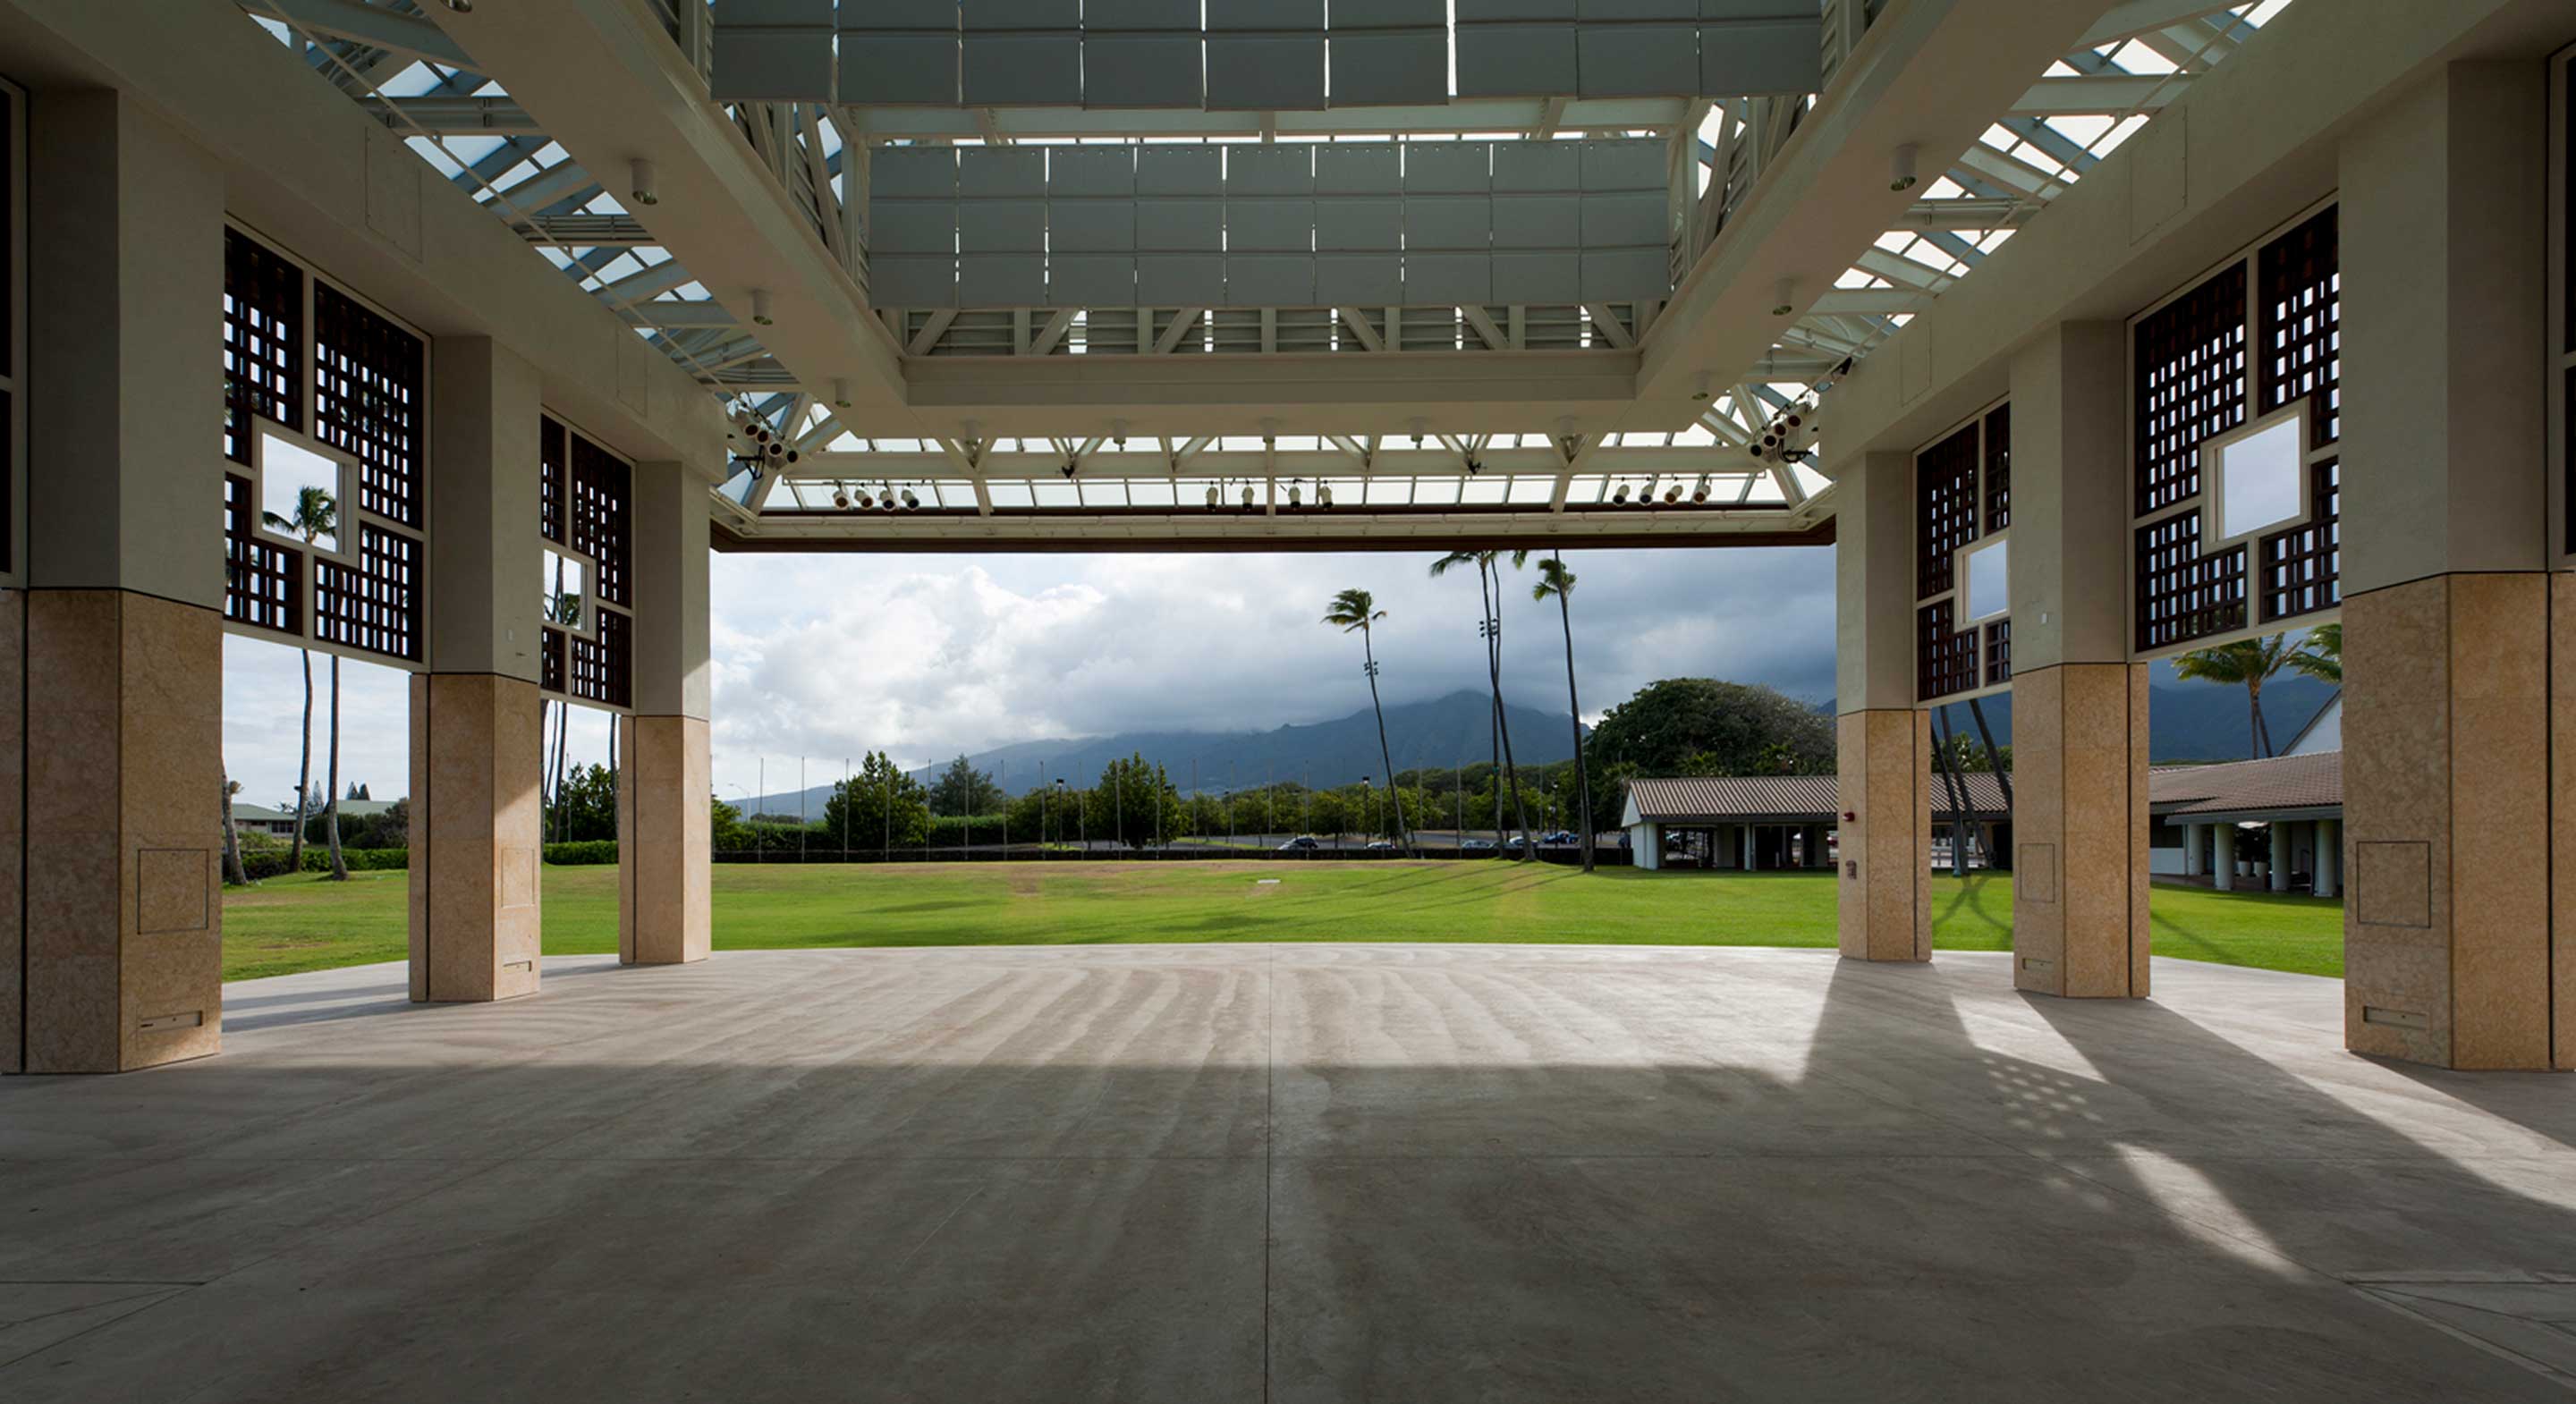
[542,840,620,867]
[237,847,407,882]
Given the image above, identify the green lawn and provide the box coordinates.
[218,861,2349,984]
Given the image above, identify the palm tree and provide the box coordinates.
[1430,549,1538,858]
[2287,623,2341,685]
[324,652,349,879]
[1530,554,1592,873]
[1324,588,1413,857]
[263,485,335,876]
[220,773,250,887]
[2174,634,2296,759]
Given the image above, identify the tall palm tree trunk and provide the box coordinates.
[221,774,250,886]
[290,649,312,874]
[1930,707,1974,876]
[1552,562,1593,873]
[1361,627,1412,857]
[2250,679,2274,757]
[1483,563,1538,859]
[325,654,348,879]
[1968,697,2011,871]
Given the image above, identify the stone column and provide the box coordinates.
[2342,63,2561,1070]
[2182,824,2204,878]
[619,461,711,966]
[1835,452,1930,961]
[411,339,546,1002]
[2213,825,2236,892]
[2314,818,2342,901]
[6,93,226,1074]
[2007,324,2149,998]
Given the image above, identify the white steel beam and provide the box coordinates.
[257,0,472,67]
[420,0,911,424]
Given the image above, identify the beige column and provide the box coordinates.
[1835,452,1930,962]
[2007,323,2149,999]
[2342,63,2559,1070]
[618,460,712,966]
[411,339,546,1002]
[7,93,226,1073]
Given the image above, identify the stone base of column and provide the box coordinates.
[13,589,223,1072]
[2349,574,2555,1069]
[1836,709,1929,962]
[409,673,543,1003]
[2011,663,2149,1000]
[619,714,709,966]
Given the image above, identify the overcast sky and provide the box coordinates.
[219,546,1837,808]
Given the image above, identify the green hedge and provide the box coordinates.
[238,846,408,881]
[543,840,620,866]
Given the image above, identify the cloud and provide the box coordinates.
[219,546,1839,804]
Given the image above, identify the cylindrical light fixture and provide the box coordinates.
[1890,144,1919,193]
[833,488,851,510]
[1288,484,1303,507]
[1241,485,1257,508]
[1770,278,1796,317]
[901,489,919,509]
[629,157,658,206]
[750,289,775,326]
[1318,484,1333,507]
[831,378,852,409]
[1205,485,1221,508]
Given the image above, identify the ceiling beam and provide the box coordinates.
[256,0,472,68]
[420,0,911,424]
[2076,0,2241,50]
[1632,0,2114,427]
[840,96,1688,143]
[373,95,539,134]
[2010,74,2178,116]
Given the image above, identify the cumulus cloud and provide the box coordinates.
[219,546,1837,804]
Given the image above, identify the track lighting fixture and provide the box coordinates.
[1288,483,1303,507]
[1613,483,1631,504]
[1771,278,1796,317]
[831,378,852,410]
[1241,485,1257,508]
[1664,484,1682,503]
[901,489,919,509]
[833,488,851,510]
[1692,475,1711,503]
[856,491,874,510]
[1318,484,1333,508]
[443,0,472,11]
[1890,144,1919,193]
[629,157,658,207]
[750,289,774,326]
[1205,485,1221,508]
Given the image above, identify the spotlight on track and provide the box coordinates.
[1692,475,1711,504]
[901,489,919,509]
[1613,483,1631,504]
[1288,482,1303,508]
[1205,485,1221,509]
[1664,483,1682,503]
[750,289,775,326]
[1318,484,1333,508]
[855,491,874,510]
[1241,485,1257,508]
[1890,144,1919,193]
[833,488,851,510]
[629,157,658,206]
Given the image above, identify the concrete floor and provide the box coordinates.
[5,946,2576,1402]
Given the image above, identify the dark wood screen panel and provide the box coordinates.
[1981,403,2011,534]
[223,472,300,636]
[314,284,424,530]
[1984,618,2012,689]
[569,435,632,609]
[1917,600,1979,702]
[541,626,566,695]
[2258,457,2340,623]
[569,610,633,709]
[540,416,567,546]
[223,229,302,466]
[2134,263,2246,516]
[315,523,420,663]
[1916,421,1980,599]
[2135,510,2246,652]
[2258,206,2339,447]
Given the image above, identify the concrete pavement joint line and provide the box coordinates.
[2351,1288,2576,1390]
[0,1287,191,1372]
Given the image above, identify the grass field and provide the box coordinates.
[217,861,2349,984]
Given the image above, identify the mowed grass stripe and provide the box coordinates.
[216,862,2346,984]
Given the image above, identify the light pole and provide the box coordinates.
[1362,777,1374,856]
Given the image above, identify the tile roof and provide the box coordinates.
[1624,752,2344,825]
[2148,751,2343,817]
[1627,773,2008,824]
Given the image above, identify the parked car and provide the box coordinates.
[1460,838,1497,853]
[1364,840,1397,851]
[1542,830,1577,846]
[1276,835,1320,851]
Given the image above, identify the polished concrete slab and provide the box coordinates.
[4,945,2575,1401]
